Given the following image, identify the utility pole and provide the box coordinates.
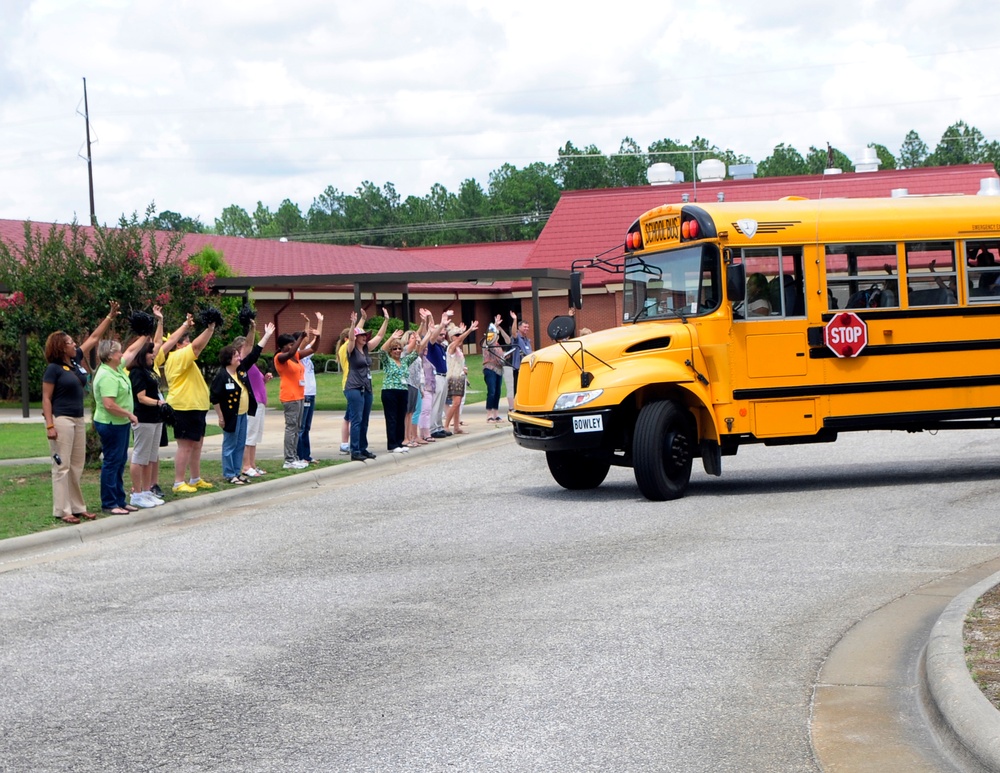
[82,77,96,226]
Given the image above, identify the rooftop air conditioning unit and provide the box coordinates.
[978,178,1000,196]
[697,159,726,182]
[728,163,756,180]
[647,163,677,186]
[853,147,881,173]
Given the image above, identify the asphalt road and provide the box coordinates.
[2,429,999,772]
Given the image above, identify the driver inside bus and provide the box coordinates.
[746,273,772,316]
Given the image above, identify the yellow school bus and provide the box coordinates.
[509,192,1000,500]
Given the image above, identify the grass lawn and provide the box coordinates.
[266,353,489,411]
[0,458,340,541]
[0,423,223,461]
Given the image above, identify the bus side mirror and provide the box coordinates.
[548,315,576,341]
[569,272,583,309]
[727,263,746,303]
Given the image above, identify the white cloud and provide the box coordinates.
[2,0,1000,224]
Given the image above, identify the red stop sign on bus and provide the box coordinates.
[825,311,868,358]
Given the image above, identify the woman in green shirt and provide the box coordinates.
[92,338,144,514]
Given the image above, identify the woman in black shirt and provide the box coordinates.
[41,302,120,523]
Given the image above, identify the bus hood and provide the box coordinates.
[516,321,695,411]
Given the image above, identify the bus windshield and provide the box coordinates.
[623,244,721,322]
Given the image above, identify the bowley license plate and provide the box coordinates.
[572,415,603,433]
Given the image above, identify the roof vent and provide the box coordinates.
[647,163,677,186]
[853,146,881,173]
[890,188,909,198]
[728,163,756,180]
[823,168,843,175]
[279,237,289,243]
[978,178,1000,196]
[697,159,726,182]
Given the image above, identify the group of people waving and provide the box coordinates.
[41,302,534,525]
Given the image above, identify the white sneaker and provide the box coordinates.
[130,492,156,509]
[392,446,407,454]
[144,491,165,506]
[283,460,309,470]
[339,443,350,455]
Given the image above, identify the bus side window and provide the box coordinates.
[966,241,1000,301]
[824,243,897,310]
[737,247,803,318]
[906,242,958,306]
[770,248,804,317]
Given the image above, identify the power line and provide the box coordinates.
[249,211,552,243]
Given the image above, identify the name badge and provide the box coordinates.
[226,382,235,390]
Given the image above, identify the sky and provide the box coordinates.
[2,0,1000,227]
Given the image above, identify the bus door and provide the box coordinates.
[730,246,815,437]
[731,246,808,377]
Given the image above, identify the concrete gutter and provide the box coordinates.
[926,570,1000,771]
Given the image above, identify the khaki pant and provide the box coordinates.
[50,415,87,517]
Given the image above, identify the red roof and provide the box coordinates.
[524,165,1000,279]
[3,166,996,291]
[0,221,531,280]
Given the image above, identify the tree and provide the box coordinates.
[757,143,809,177]
[186,245,243,365]
[214,204,254,237]
[272,199,305,237]
[869,143,897,171]
[926,120,985,166]
[150,209,206,233]
[0,207,221,400]
[307,186,346,235]
[341,182,401,245]
[487,162,559,241]
[608,137,648,187]
[555,141,611,190]
[251,202,274,238]
[805,144,853,174]
[897,130,929,169]
[982,140,1000,176]
[648,137,694,183]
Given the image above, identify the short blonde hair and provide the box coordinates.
[97,339,121,363]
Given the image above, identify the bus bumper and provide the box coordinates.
[510,408,618,452]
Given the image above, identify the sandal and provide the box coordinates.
[56,514,81,524]
[74,511,98,521]
[421,436,436,443]
[103,507,129,515]
[228,476,246,485]
[123,504,139,512]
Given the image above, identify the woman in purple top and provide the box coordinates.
[238,320,274,477]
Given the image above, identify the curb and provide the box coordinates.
[926,569,1000,771]
[0,426,511,567]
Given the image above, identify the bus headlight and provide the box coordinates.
[553,389,604,411]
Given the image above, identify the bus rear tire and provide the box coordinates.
[546,450,611,490]
[633,400,694,501]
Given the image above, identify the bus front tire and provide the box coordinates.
[546,450,611,490]
[633,400,694,501]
